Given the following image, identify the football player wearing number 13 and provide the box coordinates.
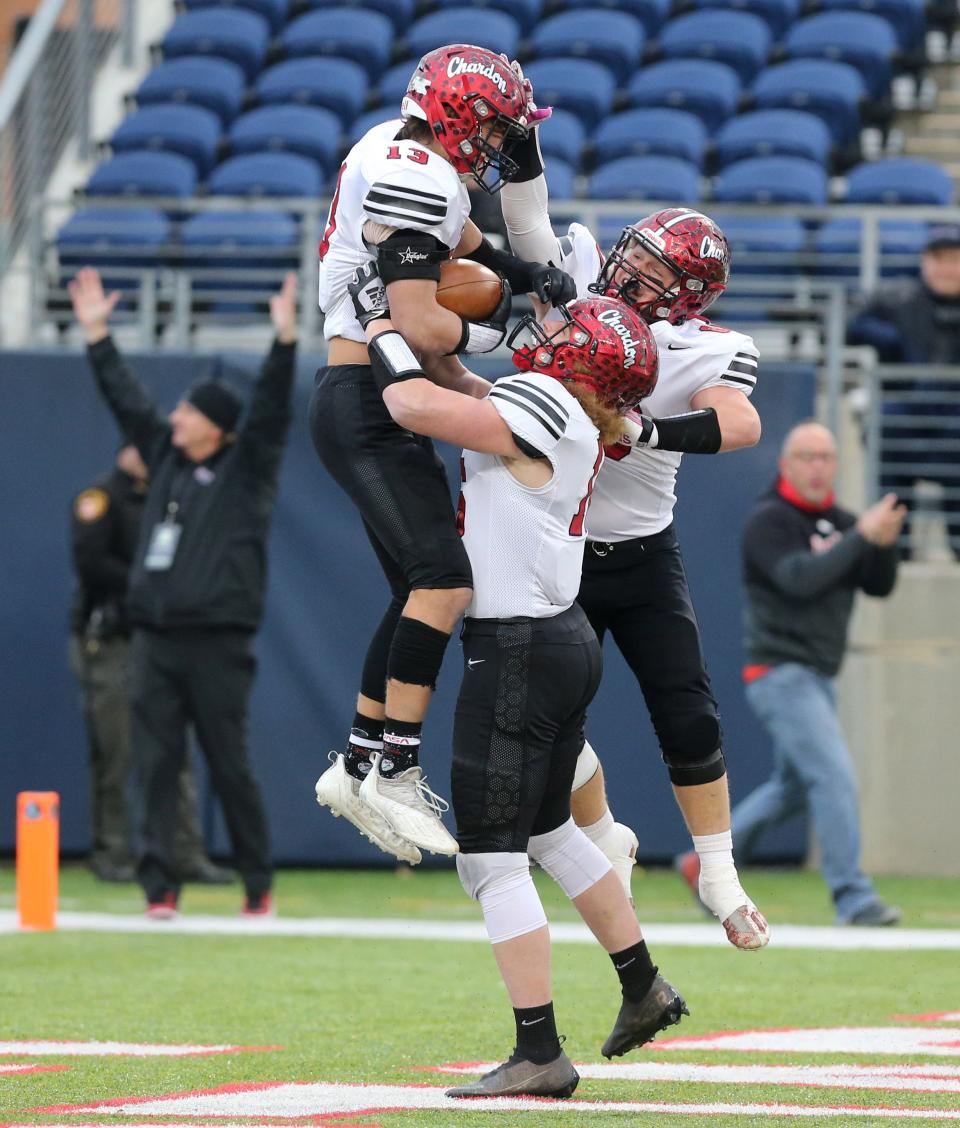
[498,127,771,949]
[310,44,576,861]
[351,278,688,1097]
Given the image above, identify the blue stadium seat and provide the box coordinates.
[819,0,926,51]
[713,155,829,203]
[299,0,416,34]
[281,9,393,80]
[404,9,521,62]
[110,104,222,177]
[529,10,645,83]
[785,12,898,98]
[546,158,576,201]
[86,151,198,198]
[207,152,323,197]
[751,60,866,147]
[429,0,544,35]
[536,109,587,168]
[711,213,808,274]
[845,157,954,204]
[378,61,416,109]
[713,109,832,168]
[182,0,290,35]
[180,210,299,258]
[136,57,246,124]
[685,0,801,38]
[57,207,172,269]
[563,0,671,37]
[588,155,701,203]
[814,217,927,276]
[229,105,343,173]
[523,59,617,128]
[255,58,368,124]
[161,9,270,82]
[346,109,400,147]
[659,11,772,83]
[180,210,299,310]
[628,60,742,131]
[593,108,707,168]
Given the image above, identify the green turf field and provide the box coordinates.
[1,863,959,1126]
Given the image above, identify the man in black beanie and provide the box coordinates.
[69,267,298,920]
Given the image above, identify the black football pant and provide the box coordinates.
[131,627,272,903]
[309,364,472,702]
[453,605,602,854]
[577,523,722,781]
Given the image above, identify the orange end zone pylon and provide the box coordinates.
[16,791,60,930]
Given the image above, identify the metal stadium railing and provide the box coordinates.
[0,0,136,279]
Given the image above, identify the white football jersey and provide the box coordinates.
[555,222,760,540]
[317,119,470,343]
[461,373,603,619]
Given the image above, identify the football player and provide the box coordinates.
[350,276,688,1096]
[496,123,770,950]
[311,45,575,861]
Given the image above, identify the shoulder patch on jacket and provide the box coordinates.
[74,488,110,523]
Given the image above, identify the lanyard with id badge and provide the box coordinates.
[144,501,183,571]
[144,461,202,571]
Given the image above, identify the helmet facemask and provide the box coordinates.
[590,226,683,322]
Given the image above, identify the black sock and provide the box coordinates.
[381,718,421,778]
[610,940,657,1002]
[513,1002,561,1064]
[344,713,383,781]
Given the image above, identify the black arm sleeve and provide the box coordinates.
[239,339,297,484]
[651,408,723,454]
[86,337,170,465]
[376,230,448,284]
[465,236,538,295]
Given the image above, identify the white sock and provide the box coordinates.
[580,809,615,846]
[692,830,735,875]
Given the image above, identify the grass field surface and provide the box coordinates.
[1,863,959,1126]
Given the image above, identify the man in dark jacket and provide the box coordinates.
[847,223,960,557]
[730,421,905,926]
[69,267,298,919]
[70,443,232,886]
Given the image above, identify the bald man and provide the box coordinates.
[729,421,905,926]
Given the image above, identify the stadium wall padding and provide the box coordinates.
[0,349,815,865]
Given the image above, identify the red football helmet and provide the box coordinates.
[509,297,659,413]
[592,208,731,324]
[401,44,529,192]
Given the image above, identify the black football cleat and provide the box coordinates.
[446,1048,579,1099]
[602,974,690,1059]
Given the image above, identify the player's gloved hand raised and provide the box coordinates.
[348,261,389,329]
[458,279,513,355]
[530,264,577,307]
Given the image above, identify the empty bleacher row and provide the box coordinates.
[51,0,957,330]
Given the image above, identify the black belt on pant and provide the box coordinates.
[585,523,676,563]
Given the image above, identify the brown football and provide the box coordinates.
[436,258,504,320]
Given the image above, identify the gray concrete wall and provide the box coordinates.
[839,563,960,876]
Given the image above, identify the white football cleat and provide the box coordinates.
[315,752,421,865]
[359,755,459,856]
[698,863,770,951]
[596,821,639,904]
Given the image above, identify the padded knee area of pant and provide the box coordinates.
[661,714,726,785]
[572,739,600,792]
[457,851,546,943]
[528,817,611,900]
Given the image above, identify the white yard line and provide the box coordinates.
[2,910,960,950]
